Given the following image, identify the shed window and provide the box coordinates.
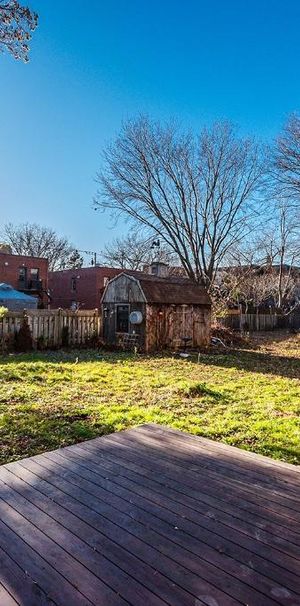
[116,305,129,333]
[71,277,77,292]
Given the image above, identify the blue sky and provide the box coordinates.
[1,0,300,254]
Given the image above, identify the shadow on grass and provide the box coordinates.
[189,349,300,380]
[0,339,299,380]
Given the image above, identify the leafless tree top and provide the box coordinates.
[1,223,76,270]
[0,0,37,61]
[274,113,300,202]
[95,117,266,288]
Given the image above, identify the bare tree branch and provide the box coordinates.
[1,223,77,270]
[101,230,176,271]
[95,117,266,289]
[0,0,38,62]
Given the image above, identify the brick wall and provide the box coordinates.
[0,252,49,306]
[48,266,121,309]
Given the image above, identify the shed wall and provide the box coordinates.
[145,304,211,351]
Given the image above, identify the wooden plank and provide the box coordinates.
[75,437,300,563]
[11,458,244,606]
[0,484,147,606]
[0,518,93,606]
[0,545,56,606]
[99,431,300,521]
[0,498,126,606]
[36,446,300,597]
[64,439,300,559]
[1,309,101,349]
[132,426,300,498]
[142,424,300,474]
[0,466,196,606]
[14,452,298,605]
[0,584,19,606]
[117,426,300,497]
[0,474,168,606]
[2,426,300,606]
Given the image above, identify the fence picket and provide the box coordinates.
[0,309,101,349]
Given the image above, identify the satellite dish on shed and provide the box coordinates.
[129,310,143,324]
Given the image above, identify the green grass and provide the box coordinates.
[1,333,299,465]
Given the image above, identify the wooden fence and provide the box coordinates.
[0,309,101,349]
[217,311,300,332]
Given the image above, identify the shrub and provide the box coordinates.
[14,315,33,352]
[0,306,8,319]
[61,325,69,347]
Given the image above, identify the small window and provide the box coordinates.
[71,277,77,292]
[116,305,129,333]
[18,267,27,283]
[30,268,39,279]
[151,265,158,275]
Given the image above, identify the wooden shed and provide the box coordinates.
[101,272,211,351]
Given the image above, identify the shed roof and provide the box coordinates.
[123,272,211,305]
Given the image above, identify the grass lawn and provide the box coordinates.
[0,331,299,465]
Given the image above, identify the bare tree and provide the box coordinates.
[101,231,175,270]
[0,0,37,61]
[95,117,265,289]
[257,200,300,311]
[274,114,300,202]
[1,223,77,270]
[214,208,300,315]
[66,249,84,270]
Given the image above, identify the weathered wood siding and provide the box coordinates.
[102,274,211,351]
[102,275,146,347]
[102,274,145,304]
[0,309,101,349]
[146,304,211,352]
[102,302,146,348]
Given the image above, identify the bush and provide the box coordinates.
[61,325,69,347]
[0,306,8,319]
[15,315,33,352]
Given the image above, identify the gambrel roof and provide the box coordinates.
[102,272,211,306]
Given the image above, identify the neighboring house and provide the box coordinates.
[101,271,211,351]
[0,283,38,311]
[48,266,121,309]
[0,249,49,308]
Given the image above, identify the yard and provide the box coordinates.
[0,331,299,466]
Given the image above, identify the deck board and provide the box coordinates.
[0,424,300,605]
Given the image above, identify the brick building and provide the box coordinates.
[48,266,121,309]
[0,249,49,307]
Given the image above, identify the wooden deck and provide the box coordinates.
[0,424,300,606]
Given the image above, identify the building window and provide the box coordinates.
[71,277,77,292]
[30,268,39,279]
[151,265,158,275]
[116,305,129,333]
[18,267,27,285]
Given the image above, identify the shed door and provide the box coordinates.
[116,305,129,333]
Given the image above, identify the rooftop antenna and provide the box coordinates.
[150,239,160,261]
